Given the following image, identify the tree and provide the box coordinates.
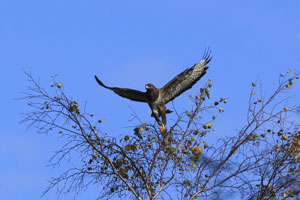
[20,69,300,200]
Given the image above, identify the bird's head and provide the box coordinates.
[145,83,157,91]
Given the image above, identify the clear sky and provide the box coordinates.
[1,1,300,199]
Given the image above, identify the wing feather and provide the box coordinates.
[95,75,148,102]
[161,51,211,104]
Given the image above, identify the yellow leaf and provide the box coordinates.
[125,145,131,151]
[285,84,291,89]
[57,83,63,88]
[284,107,288,112]
[205,88,210,99]
[163,139,169,145]
[282,135,288,140]
[196,146,202,153]
[251,91,256,95]
[207,122,213,128]
[286,69,291,73]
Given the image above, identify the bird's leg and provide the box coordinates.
[160,111,167,131]
[153,109,166,131]
[153,113,163,129]
[156,119,166,132]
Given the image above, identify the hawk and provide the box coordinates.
[95,51,211,129]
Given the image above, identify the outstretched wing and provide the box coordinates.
[161,50,212,104]
[95,75,148,102]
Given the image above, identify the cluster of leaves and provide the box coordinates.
[230,70,300,200]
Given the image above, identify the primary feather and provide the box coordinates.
[161,51,211,104]
[94,75,148,102]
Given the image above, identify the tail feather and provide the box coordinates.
[166,109,173,114]
[150,109,172,117]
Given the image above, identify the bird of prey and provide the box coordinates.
[95,50,211,130]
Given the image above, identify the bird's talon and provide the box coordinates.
[159,124,167,131]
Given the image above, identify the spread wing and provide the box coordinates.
[95,75,148,102]
[161,50,212,104]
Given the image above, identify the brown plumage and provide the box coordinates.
[95,50,212,127]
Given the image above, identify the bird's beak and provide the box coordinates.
[145,85,149,89]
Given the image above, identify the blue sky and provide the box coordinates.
[1,1,300,199]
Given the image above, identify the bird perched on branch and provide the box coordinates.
[95,50,212,130]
